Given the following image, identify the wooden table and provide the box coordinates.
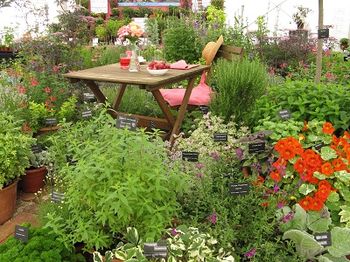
[63,63,210,144]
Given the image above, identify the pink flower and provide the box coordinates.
[31,78,39,87]
[210,151,220,161]
[44,87,51,93]
[208,212,217,224]
[170,228,179,236]
[325,72,335,80]
[17,85,26,94]
[195,163,205,169]
[196,173,204,179]
[244,248,256,258]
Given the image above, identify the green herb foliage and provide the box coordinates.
[251,80,350,130]
[163,17,203,63]
[209,58,268,124]
[0,225,84,262]
[45,112,188,250]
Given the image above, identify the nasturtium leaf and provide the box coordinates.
[339,205,350,227]
[307,209,331,233]
[314,171,328,180]
[334,171,350,185]
[283,229,324,259]
[299,184,316,196]
[318,254,350,262]
[327,227,350,257]
[327,191,340,203]
[320,147,337,161]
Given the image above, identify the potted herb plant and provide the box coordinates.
[20,149,48,193]
[0,113,34,224]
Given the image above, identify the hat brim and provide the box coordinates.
[202,35,224,65]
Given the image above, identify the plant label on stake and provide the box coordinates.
[144,242,167,258]
[14,225,29,242]
[314,232,331,247]
[213,133,228,142]
[45,118,57,126]
[116,115,138,131]
[248,142,265,154]
[31,144,43,154]
[199,105,209,114]
[81,110,92,119]
[314,143,324,151]
[83,93,97,102]
[278,109,291,120]
[318,29,329,39]
[229,182,250,195]
[51,191,65,203]
[182,151,199,162]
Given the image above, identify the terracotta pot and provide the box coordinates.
[0,180,18,224]
[242,166,251,177]
[21,167,47,193]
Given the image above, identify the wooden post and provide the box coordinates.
[315,0,323,84]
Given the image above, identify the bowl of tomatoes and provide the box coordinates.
[147,61,170,76]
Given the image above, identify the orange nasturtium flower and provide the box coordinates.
[294,158,306,174]
[332,158,346,171]
[321,162,334,176]
[322,122,335,135]
[299,196,313,211]
[270,171,281,182]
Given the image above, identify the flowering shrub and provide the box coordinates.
[117,22,144,44]
[267,120,350,223]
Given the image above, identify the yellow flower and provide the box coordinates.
[290,196,297,200]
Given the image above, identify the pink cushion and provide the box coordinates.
[160,73,213,107]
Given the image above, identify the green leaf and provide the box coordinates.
[327,227,350,257]
[339,205,350,227]
[307,209,331,233]
[320,147,337,161]
[327,191,340,203]
[283,229,324,259]
[299,184,316,196]
[314,172,328,180]
[280,204,307,232]
[334,171,350,185]
[319,254,350,262]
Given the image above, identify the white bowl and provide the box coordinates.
[147,68,169,76]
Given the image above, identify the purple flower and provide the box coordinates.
[210,151,220,161]
[277,202,285,209]
[195,162,205,169]
[196,173,204,179]
[170,228,179,236]
[244,248,256,258]
[281,212,294,223]
[208,212,217,225]
[273,183,280,193]
[235,147,243,161]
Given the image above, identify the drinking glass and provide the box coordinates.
[119,53,131,69]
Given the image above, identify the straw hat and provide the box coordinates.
[202,35,224,65]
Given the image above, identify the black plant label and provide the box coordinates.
[318,29,329,39]
[314,232,331,247]
[229,182,250,195]
[45,118,57,126]
[314,143,324,151]
[278,109,291,120]
[144,243,167,258]
[15,225,29,242]
[116,116,138,131]
[199,105,209,114]
[182,151,199,162]
[83,93,97,102]
[51,191,65,203]
[31,144,43,154]
[248,142,265,154]
[82,110,92,119]
[213,133,228,142]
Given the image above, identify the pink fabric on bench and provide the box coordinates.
[160,72,213,107]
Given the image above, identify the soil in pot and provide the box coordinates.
[20,167,47,193]
[0,180,18,224]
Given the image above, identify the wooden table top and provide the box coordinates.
[63,63,210,87]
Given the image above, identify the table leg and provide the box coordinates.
[151,89,176,126]
[84,80,107,104]
[169,77,196,145]
[112,84,127,111]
